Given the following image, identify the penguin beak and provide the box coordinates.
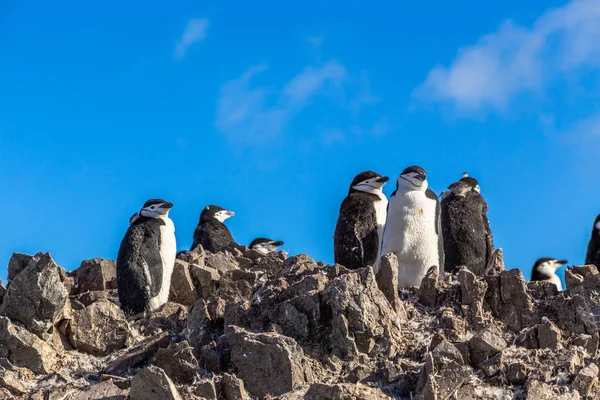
[272,241,284,247]
[376,176,389,183]
[162,202,174,209]
[556,259,568,266]
[416,173,426,181]
[226,210,235,217]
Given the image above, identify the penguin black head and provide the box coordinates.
[349,170,389,194]
[200,205,235,224]
[250,238,284,254]
[592,214,600,237]
[398,165,427,190]
[139,199,174,218]
[532,257,568,280]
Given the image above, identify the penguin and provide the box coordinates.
[250,238,284,254]
[379,166,443,287]
[192,205,235,253]
[530,258,567,291]
[585,214,600,268]
[129,212,139,224]
[334,170,389,270]
[116,199,176,317]
[441,174,493,274]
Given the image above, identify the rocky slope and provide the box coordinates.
[0,246,599,399]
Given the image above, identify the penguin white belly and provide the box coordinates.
[149,217,176,311]
[381,192,439,288]
[372,195,388,273]
[547,274,563,292]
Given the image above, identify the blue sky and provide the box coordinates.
[1,0,599,284]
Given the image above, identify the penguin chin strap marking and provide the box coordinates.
[399,175,424,189]
[353,183,383,194]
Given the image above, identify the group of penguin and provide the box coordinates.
[115,166,600,318]
[333,166,600,292]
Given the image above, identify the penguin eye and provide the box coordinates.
[150,206,155,210]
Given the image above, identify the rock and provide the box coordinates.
[105,332,171,376]
[572,333,599,356]
[205,252,238,273]
[141,302,188,335]
[566,268,585,291]
[69,380,128,400]
[221,373,249,400]
[304,383,393,400]
[152,340,199,384]
[507,363,527,385]
[526,380,576,399]
[168,260,199,306]
[571,363,598,397]
[468,324,507,366]
[177,245,206,265]
[130,366,182,400]
[194,379,218,400]
[76,289,117,307]
[72,258,117,293]
[537,318,561,350]
[69,299,130,356]
[419,340,470,399]
[376,253,402,313]
[227,326,309,397]
[2,252,68,339]
[499,268,535,332]
[185,299,211,355]
[8,252,41,282]
[0,317,58,374]
[189,264,220,299]
[322,267,404,360]
[418,266,439,307]
[201,340,227,373]
[219,269,261,303]
[0,369,26,396]
[0,282,5,304]
[269,302,309,340]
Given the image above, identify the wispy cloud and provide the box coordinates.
[215,60,349,142]
[415,0,600,112]
[175,18,210,60]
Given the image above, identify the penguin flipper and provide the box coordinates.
[426,189,445,270]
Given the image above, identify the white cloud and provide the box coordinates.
[215,60,348,141]
[416,0,600,112]
[175,18,210,59]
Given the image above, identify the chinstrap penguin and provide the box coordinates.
[250,238,284,254]
[334,170,389,270]
[129,212,139,224]
[530,258,567,291]
[380,166,443,287]
[192,205,236,253]
[117,199,176,317]
[585,214,600,268]
[441,175,493,274]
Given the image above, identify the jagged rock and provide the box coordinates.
[205,252,239,273]
[0,317,58,374]
[76,289,117,307]
[376,253,402,313]
[418,266,439,307]
[69,299,130,356]
[72,258,117,293]
[468,324,507,366]
[189,264,220,299]
[152,340,199,384]
[141,302,188,335]
[526,380,577,399]
[322,267,404,360]
[69,380,128,400]
[2,252,68,339]
[219,269,261,303]
[499,269,535,332]
[249,253,284,279]
[571,363,598,397]
[105,332,171,376]
[515,326,539,349]
[201,340,227,373]
[169,260,199,306]
[221,373,249,400]
[0,282,5,304]
[130,366,182,400]
[7,252,41,282]
[572,333,599,356]
[281,254,320,280]
[537,318,561,350]
[185,299,211,355]
[227,326,309,397]
[459,267,487,328]
[566,268,585,291]
[269,302,309,340]
[177,245,206,265]
[304,383,393,400]
[419,340,470,399]
[195,379,218,399]
[0,369,26,396]
[507,363,527,385]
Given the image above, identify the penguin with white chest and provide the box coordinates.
[441,175,494,275]
[585,214,600,268]
[380,166,443,287]
[250,238,284,254]
[334,170,389,270]
[117,199,176,317]
[530,258,567,291]
[192,205,236,253]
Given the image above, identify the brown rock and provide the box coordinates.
[8,252,42,282]
[194,379,218,400]
[2,252,68,339]
[69,300,130,356]
[418,266,439,307]
[221,373,249,400]
[419,340,470,399]
[572,333,599,357]
[269,302,309,340]
[69,380,128,400]
[571,363,598,397]
[152,340,199,384]
[219,269,261,303]
[201,341,226,373]
[141,302,188,335]
[507,363,527,385]
[168,260,199,306]
[566,268,585,291]
[72,258,117,293]
[304,383,393,400]
[376,253,402,313]
[499,269,535,332]
[186,299,211,355]
[189,264,220,299]
[526,380,577,399]
[468,324,507,366]
[76,289,117,307]
[0,317,58,374]
[205,252,238,273]
[177,245,206,265]
[130,366,182,400]
[537,318,562,350]
[227,326,309,397]
[0,369,26,396]
[105,332,171,376]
